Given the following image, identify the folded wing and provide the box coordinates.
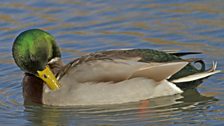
[128,62,188,81]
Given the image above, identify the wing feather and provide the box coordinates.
[128,62,188,81]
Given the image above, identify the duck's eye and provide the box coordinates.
[43,74,47,78]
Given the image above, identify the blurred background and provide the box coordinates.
[0,0,223,125]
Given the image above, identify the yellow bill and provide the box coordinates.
[37,66,61,90]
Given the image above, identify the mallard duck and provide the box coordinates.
[12,29,220,106]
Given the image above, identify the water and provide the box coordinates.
[0,0,224,125]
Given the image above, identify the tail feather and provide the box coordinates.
[162,50,202,57]
[172,61,220,83]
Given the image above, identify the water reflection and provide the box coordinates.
[24,89,217,126]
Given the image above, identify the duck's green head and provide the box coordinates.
[12,29,61,90]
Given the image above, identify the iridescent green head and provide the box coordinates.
[12,29,61,90]
[12,29,61,73]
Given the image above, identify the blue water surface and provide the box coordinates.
[0,0,224,125]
